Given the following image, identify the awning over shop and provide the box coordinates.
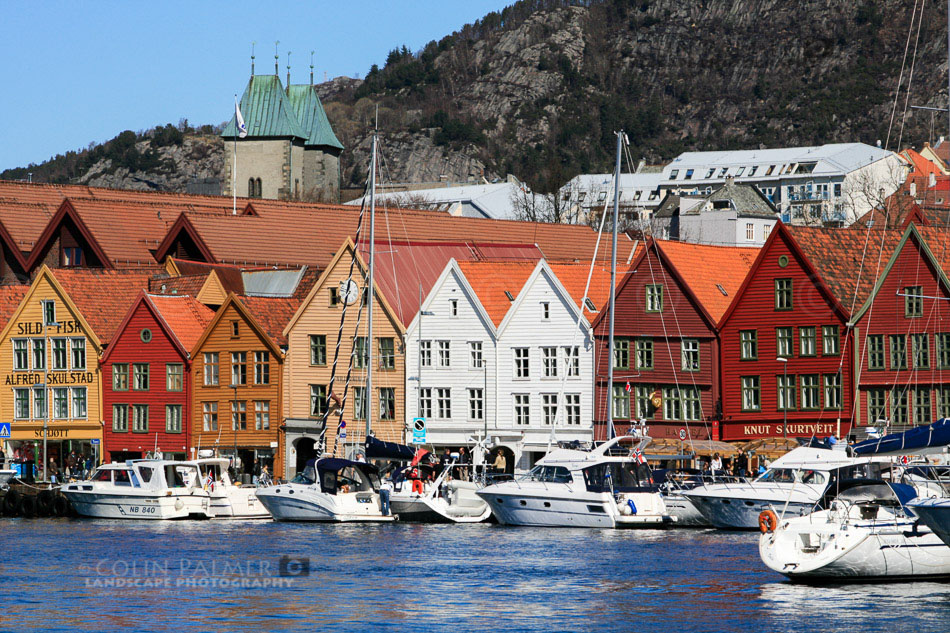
[739,437,800,459]
[647,438,740,458]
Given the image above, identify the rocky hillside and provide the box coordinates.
[5,0,948,196]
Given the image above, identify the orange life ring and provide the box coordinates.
[759,509,778,534]
[411,479,424,495]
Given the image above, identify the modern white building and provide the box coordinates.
[346,178,529,220]
[652,179,779,247]
[559,171,665,225]
[405,259,604,473]
[658,143,905,227]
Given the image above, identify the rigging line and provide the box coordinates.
[322,195,370,457]
[884,0,922,151]
[374,142,403,324]
[620,142,707,452]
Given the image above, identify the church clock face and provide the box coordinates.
[339,279,359,305]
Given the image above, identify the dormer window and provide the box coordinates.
[748,166,758,176]
[62,247,83,267]
[719,167,728,178]
[541,302,550,320]
[633,190,642,200]
[736,167,746,177]
[597,190,608,202]
[42,300,56,326]
[329,287,339,306]
[705,168,715,179]
[765,165,776,176]
[450,299,458,317]
[670,169,679,180]
[231,320,239,338]
[684,169,694,180]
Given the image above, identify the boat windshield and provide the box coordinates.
[91,468,112,482]
[755,468,828,485]
[292,463,317,485]
[164,465,193,488]
[523,465,573,484]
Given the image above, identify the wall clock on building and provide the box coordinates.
[339,279,360,305]
[140,328,152,343]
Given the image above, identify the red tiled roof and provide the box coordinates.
[356,240,543,326]
[163,201,637,269]
[654,240,759,323]
[52,268,153,344]
[148,273,208,297]
[786,226,904,313]
[148,294,214,352]
[238,295,302,347]
[457,261,539,326]
[0,284,29,331]
[902,148,944,178]
[547,261,625,316]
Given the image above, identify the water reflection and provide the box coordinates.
[2,518,950,631]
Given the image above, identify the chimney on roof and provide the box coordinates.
[725,176,735,186]
[930,172,937,188]
[910,181,917,197]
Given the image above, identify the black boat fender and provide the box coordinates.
[3,490,21,516]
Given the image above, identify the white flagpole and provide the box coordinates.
[233,95,238,216]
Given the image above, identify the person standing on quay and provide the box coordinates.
[710,452,723,479]
[492,449,506,475]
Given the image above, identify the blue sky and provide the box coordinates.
[0,1,513,171]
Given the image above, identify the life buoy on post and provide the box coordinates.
[411,479,424,495]
[759,509,778,534]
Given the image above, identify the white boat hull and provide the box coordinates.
[686,492,816,529]
[907,497,950,547]
[256,483,395,522]
[662,493,709,527]
[760,509,950,580]
[61,490,210,520]
[210,486,270,519]
[478,484,671,528]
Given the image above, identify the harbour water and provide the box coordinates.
[2,518,950,632]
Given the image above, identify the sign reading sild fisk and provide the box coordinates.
[16,320,82,335]
[5,372,94,386]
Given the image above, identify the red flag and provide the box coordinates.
[625,381,632,393]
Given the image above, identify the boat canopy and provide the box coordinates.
[364,436,415,461]
[313,457,380,475]
[852,419,950,456]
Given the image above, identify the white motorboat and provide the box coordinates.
[476,435,673,528]
[907,495,950,548]
[61,460,211,520]
[255,457,395,522]
[900,466,950,547]
[759,479,950,581]
[186,457,270,519]
[390,463,491,523]
[683,446,889,529]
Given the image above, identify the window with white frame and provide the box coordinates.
[71,387,87,418]
[33,387,46,419]
[255,400,270,429]
[13,339,27,371]
[565,393,580,425]
[231,400,247,430]
[436,388,451,419]
[133,363,150,391]
[71,338,86,370]
[420,387,432,419]
[32,339,45,370]
[468,388,484,420]
[542,346,558,377]
[469,341,483,368]
[353,387,366,420]
[202,401,218,431]
[204,352,219,386]
[254,351,270,384]
[379,388,395,420]
[420,340,432,367]
[514,347,529,378]
[565,346,579,377]
[53,387,69,418]
[51,338,67,370]
[166,364,184,392]
[166,404,182,433]
[745,223,755,241]
[437,340,450,367]
[231,352,248,385]
[310,384,327,417]
[514,394,530,425]
[681,339,700,371]
[14,388,29,419]
[542,394,558,425]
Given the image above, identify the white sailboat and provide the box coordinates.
[256,127,394,523]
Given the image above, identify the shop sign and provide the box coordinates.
[5,371,95,386]
[16,320,83,336]
[723,421,843,440]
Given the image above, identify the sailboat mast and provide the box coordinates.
[607,130,623,440]
[366,131,377,441]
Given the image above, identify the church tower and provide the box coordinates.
[222,55,342,202]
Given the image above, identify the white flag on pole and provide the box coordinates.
[234,98,247,138]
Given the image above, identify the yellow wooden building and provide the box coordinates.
[0,266,104,475]
[281,239,406,477]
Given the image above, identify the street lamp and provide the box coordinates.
[777,357,788,439]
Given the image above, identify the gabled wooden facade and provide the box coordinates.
[851,225,950,429]
[101,293,210,461]
[593,242,718,442]
[718,224,853,440]
[281,240,405,477]
[191,293,284,478]
[0,265,104,472]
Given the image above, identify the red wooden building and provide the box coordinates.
[718,224,903,441]
[593,240,756,441]
[851,225,950,430]
[101,292,213,461]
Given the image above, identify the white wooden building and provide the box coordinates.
[405,259,603,473]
